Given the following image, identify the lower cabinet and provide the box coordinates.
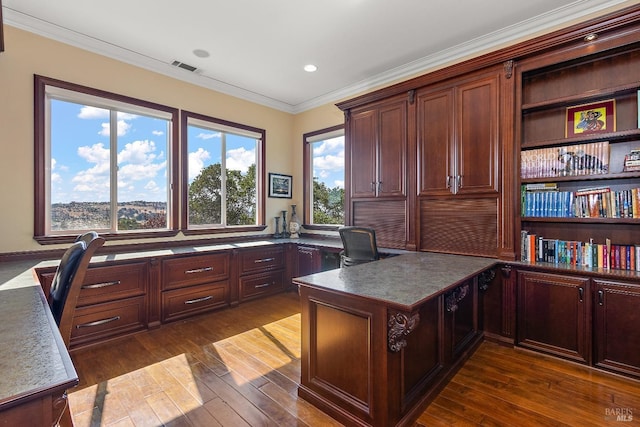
[444,278,479,361]
[161,252,231,322]
[593,279,640,378]
[237,246,286,302]
[517,269,640,379]
[517,270,590,364]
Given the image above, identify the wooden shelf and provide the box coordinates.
[521,129,640,150]
[521,170,640,184]
[521,83,640,112]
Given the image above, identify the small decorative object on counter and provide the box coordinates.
[274,216,282,238]
[281,210,289,238]
[289,205,300,239]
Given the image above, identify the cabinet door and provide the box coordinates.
[516,270,590,364]
[349,109,377,198]
[297,246,321,278]
[455,74,499,195]
[417,87,454,196]
[377,99,406,197]
[593,279,640,378]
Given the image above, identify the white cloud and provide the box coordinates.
[119,162,166,181]
[51,173,62,184]
[118,140,158,164]
[314,152,344,171]
[188,148,210,180]
[99,120,132,137]
[197,131,221,140]
[78,106,109,119]
[227,147,255,173]
[334,180,345,189]
[313,136,344,156]
[152,130,164,136]
[77,143,110,168]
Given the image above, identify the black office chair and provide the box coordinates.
[48,232,105,348]
[338,226,380,267]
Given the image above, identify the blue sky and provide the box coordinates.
[312,135,344,190]
[50,99,343,204]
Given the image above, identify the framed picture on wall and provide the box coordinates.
[566,99,615,137]
[268,173,292,198]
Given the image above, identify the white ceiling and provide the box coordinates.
[2,0,635,113]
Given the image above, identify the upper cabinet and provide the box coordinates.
[417,71,500,196]
[348,95,407,199]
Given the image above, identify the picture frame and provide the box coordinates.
[566,99,615,137]
[268,173,292,198]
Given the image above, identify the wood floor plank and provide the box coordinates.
[68,291,640,427]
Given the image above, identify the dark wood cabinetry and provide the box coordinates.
[517,38,640,263]
[593,278,640,378]
[161,252,230,322]
[418,66,504,257]
[343,94,409,249]
[237,246,286,301]
[417,72,499,197]
[516,270,591,364]
[36,261,149,349]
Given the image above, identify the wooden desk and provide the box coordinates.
[294,252,497,427]
[0,260,77,425]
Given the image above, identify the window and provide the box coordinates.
[182,111,265,233]
[34,75,179,243]
[303,125,345,228]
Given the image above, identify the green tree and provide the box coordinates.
[313,178,344,224]
[188,163,256,226]
[118,217,140,230]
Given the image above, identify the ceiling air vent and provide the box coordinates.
[171,60,198,72]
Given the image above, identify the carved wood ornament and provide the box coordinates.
[478,268,496,292]
[445,283,469,312]
[387,312,420,352]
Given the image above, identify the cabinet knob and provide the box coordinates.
[598,289,604,306]
[578,286,584,302]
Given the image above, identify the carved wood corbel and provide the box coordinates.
[445,283,469,312]
[504,60,514,79]
[387,312,420,352]
[478,268,496,292]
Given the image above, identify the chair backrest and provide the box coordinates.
[49,232,105,347]
[338,226,380,267]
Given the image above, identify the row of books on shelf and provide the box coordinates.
[521,184,640,218]
[520,231,640,271]
[521,141,609,179]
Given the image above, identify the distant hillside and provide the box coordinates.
[51,201,167,231]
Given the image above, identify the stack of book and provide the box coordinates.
[520,232,640,271]
[522,184,640,218]
[521,141,609,179]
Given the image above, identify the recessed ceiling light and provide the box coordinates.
[304,64,318,72]
[193,49,210,58]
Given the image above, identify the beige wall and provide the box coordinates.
[0,26,341,254]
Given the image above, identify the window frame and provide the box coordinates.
[303,124,345,231]
[180,110,266,235]
[34,75,180,244]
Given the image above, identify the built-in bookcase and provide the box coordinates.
[517,41,640,271]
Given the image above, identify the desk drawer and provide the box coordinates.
[71,296,146,348]
[162,252,230,290]
[78,262,147,306]
[162,281,229,322]
[240,271,284,300]
[238,246,284,275]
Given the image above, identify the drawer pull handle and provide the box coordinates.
[76,316,120,328]
[185,267,213,274]
[185,295,213,304]
[255,282,273,289]
[254,258,275,264]
[82,280,121,289]
[598,290,604,306]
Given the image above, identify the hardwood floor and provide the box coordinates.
[68,291,640,427]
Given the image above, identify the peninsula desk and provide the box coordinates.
[294,252,497,427]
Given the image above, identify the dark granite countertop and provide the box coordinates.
[0,260,77,408]
[293,251,498,311]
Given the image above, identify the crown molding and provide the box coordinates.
[3,0,632,115]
